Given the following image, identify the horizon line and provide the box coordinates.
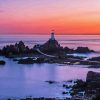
[0,33,100,35]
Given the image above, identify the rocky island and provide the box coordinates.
[0,32,96,65]
[0,33,100,100]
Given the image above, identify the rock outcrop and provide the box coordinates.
[75,47,94,53]
[0,33,95,59]
[0,60,6,65]
[86,71,100,97]
[40,39,62,52]
[86,71,100,88]
[71,71,100,100]
[89,57,100,62]
[1,41,35,57]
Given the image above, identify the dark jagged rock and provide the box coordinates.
[71,72,100,99]
[63,47,74,53]
[18,58,34,64]
[89,56,100,62]
[1,33,95,59]
[35,57,45,63]
[45,80,57,84]
[39,38,62,53]
[1,41,35,57]
[63,84,71,88]
[86,71,100,83]
[80,60,100,65]
[18,57,45,64]
[72,80,87,92]
[0,60,6,65]
[75,47,94,53]
[33,32,64,56]
[86,71,100,99]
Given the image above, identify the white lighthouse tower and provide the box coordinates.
[50,30,55,40]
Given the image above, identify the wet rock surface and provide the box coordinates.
[0,60,6,65]
[71,71,100,100]
[18,57,45,64]
[89,56,100,62]
[74,47,94,53]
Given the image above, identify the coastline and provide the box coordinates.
[0,34,100,100]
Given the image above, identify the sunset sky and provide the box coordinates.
[0,0,100,35]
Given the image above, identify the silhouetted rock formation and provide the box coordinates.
[89,56,100,62]
[80,60,100,65]
[63,47,74,53]
[39,32,63,54]
[86,71,100,84]
[18,57,45,64]
[40,39,63,52]
[0,33,95,58]
[1,41,36,57]
[75,47,94,53]
[71,71,100,100]
[18,58,34,64]
[37,33,94,54]
[86,71,100,99]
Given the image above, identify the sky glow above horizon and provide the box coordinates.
[0,0,100,35]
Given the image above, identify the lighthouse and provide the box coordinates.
[50,32,55,40]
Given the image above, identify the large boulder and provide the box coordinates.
[86,71,100,82]
[86,71,100,89]
[0,60,6,65]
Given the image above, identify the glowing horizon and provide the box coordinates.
[0,0,100,35]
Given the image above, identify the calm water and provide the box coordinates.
[0,35,100,99]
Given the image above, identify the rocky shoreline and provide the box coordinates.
[2,71,99,100]
[0,33,96,66]
[0,33,100,100]
[72,71,100,100]
[0,40,97,66]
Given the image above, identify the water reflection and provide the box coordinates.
[0,57,100,98]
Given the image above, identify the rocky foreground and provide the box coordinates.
[5,71,100,100]
[71,71,100,100]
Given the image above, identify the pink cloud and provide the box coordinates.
[0,10,4,13]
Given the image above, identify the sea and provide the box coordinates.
[0,35,100,99]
